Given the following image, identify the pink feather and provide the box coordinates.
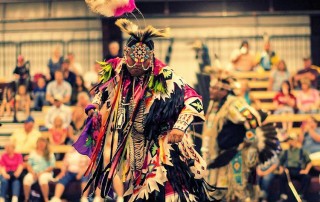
[114,0,136,17]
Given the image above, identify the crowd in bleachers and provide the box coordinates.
[0,38,319,202]
[228,40,320,202]
[0,42,124,202]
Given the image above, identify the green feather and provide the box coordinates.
[99,62,113,83]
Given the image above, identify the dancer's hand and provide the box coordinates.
[168,129,184,143]
[88,109,95,117]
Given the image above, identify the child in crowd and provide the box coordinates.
[273,80,296,131]
[49,116,71,146]
[15,84,31,116]
[0,142,24,202]
[33,77,47,111]
[0,86,14,116]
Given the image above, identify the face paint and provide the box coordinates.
[124,42,154,71]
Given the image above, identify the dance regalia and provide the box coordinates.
[74,56,216,201]
[202,70,279,201]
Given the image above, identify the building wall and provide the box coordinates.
[0,1,311,87]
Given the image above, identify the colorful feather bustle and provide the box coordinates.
[115,19,170,42]
[85,0,136,17]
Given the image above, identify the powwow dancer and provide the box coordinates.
[73,17,217,201]
[202,69,280,202]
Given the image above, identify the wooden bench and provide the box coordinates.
[234,71,270,80]
[251,90,300,100]
[265,114,320,123]
[248,81,269,89]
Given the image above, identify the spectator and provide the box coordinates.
[0,142,24,202]
[67,52,83,75]
[268,60,291,91]
[15,84,31,116]
[257,154,279,202]
[259,38,279,71]
[45,95,71,129]
[300,116,320,155]
[13,55,31,90]
[84,62,101,90]
[71,75,89,105]
[76,91,91,109]
[104,41,121,61]
[273,81,296,131]
[296,78,319,114]
[278,132,312,202]
[293,57,319,89]
[23,137,55,202]
[33,77,47,111]
[49,147,95,202]
[10,116,42,154]
[230,40,257,71]
[49,116,70,146]
[47,46,64,81]
[46,70,72,105]
[68,110,86,145]
[0,86,14,116]
[237,80,261,109]
[61,59,76,87]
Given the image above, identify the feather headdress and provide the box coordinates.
[85,0,136,17]
[115,19,170,47]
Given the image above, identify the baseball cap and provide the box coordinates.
[24,116,34,123]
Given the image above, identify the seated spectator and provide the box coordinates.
[45,95,71,129]
[33,76,47,111]
[300,116,320,155]
[84,62,101,90]
[0,142,24,202]
[66,92,90,144]
[68,108,86,145]
[278,132,312,202]
[10,116,42,154]
[273,81,296,131]
[0,86,14,116]
[23,137,55,202]
[268,60,291,91]
[46,70,72,105]
[104,41,121,61]
[67,52,83,75]
[49,147,99,202]
[47,46,64,81]
[15,84,31,116]
[13,55,31,91]
[257,154,279,202]
[61,59,76,86]
[71,75,89,105]
[230,40,257,72]
[49,116,70,146]
[76,92,91,109]
[293,57,319,89]
[237,80,261,109]
[296,78,319,114]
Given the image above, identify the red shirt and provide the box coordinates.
[273,92,296,106]
[0,153,23,172]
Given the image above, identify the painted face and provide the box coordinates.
[124,42,153,76]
